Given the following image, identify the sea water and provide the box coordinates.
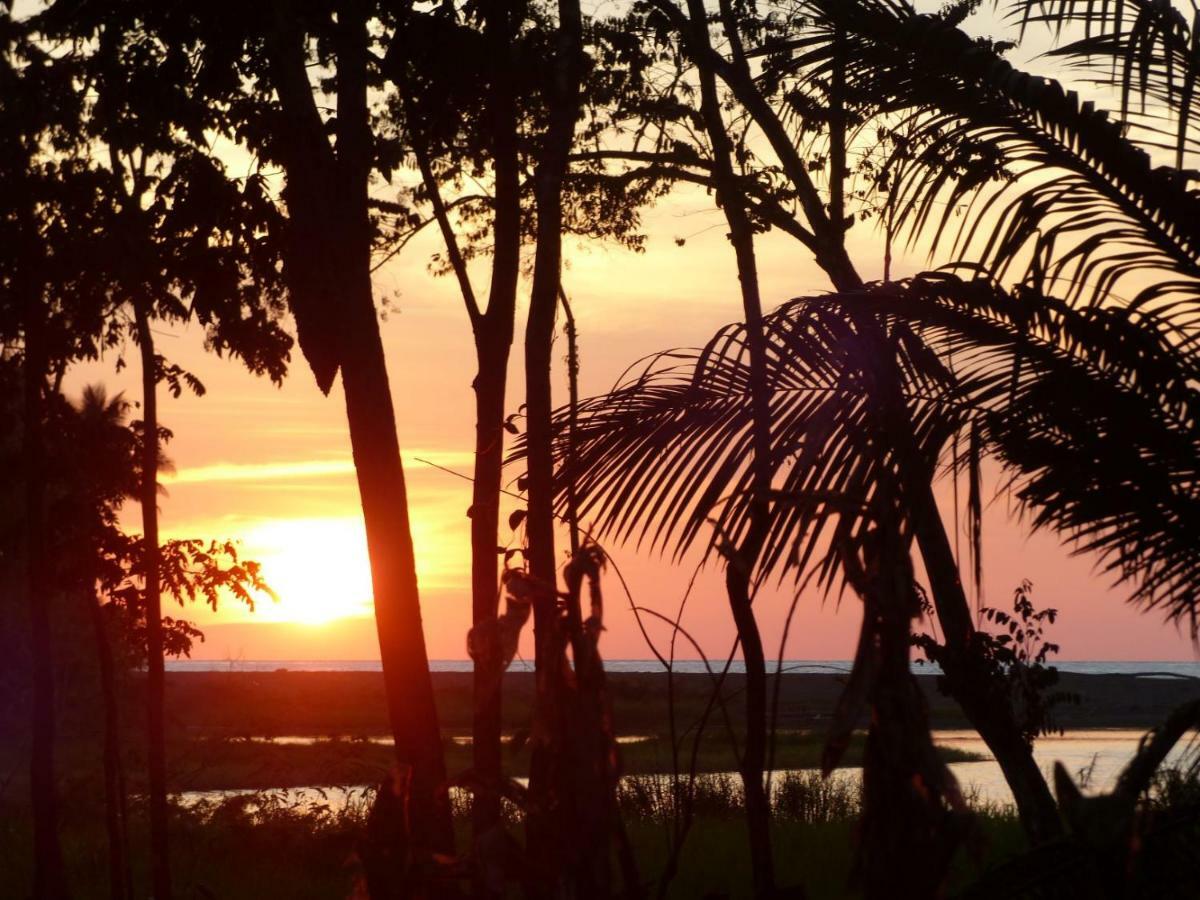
[166,658,1200,678]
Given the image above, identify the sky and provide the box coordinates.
[63,5,1200,663]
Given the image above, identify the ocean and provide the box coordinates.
[165,658,1200,677]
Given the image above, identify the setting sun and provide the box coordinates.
[233,508,466,626]
[243,518,374,625]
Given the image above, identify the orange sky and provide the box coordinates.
[60,9,1199,663]
[60,180,1197,663]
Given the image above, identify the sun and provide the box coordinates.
[243,517,376,625]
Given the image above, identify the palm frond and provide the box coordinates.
[766,0,1200,329]
[1014,0,1200,167]
[523,272,1200,632]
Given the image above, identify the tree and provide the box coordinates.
[378,5,535,864]
[61,386,138,900]
[49,385,273,900]
[121,0,462,866]
[548,267,1200,889]
[0,13,105,893]
[564,0,1200,854]
[5,8,293,895]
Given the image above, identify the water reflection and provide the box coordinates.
[934,729,1193,807]
[177,729,1191,814]
[234,733,654,747]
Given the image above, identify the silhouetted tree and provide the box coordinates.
[5,7,292,895]
[0,14,103,894]
[63,386,138,900]
[377,7,535,869]
[108,0,462,871]
[567,0,1200,858]
[383,7,662,890]
[47,385,272,900]
[549,268,1200,891]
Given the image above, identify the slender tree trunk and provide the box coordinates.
[524,175,568,898]
[392,7,528,868]
[904,474,1062,842]
[341,10,451,848]
[868,332,1062,841]
[133,301,170,900]
[524,1,585,893]
[340,274,455,855]
[857,482,960,899]
[468,0,524,854]
[88,590,132,900]
[24,309,69,900]
[683,1,776,893]
[559,288,581,555]
[266,0,454,864]
[469,334,512,831]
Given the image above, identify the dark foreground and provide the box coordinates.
[1,773,1029,900]
[2,670,1198,898]
[138,669,1198,791]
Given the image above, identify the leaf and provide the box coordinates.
[510,271,1200,631]
[508,509,527,530]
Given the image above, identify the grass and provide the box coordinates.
[0,771,1026,900]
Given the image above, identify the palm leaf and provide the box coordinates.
[1014,0,1200,167]
[518,272,1200,633]
[765,0,1200,329]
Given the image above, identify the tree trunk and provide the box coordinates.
[469,334,514,833]
[867,321,1062,844]
[904,474,1063,843]
[857,492,961,900]
[134,301,171,900]
[469,0,524,855]
[267,0,455,862]
[88,590,132,900]
[683,1,776,892]
[340,252,456,860]
[524,171,569,896]
[702,0,1062,850]
[24,309,70,900]
[524,1,585,893]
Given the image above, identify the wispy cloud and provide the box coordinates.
[168,450,477,485]
[167,459,356,484]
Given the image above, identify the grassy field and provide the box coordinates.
[0,772,1029,900]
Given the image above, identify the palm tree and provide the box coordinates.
[578,0,1200,856]
[775,0,1200,324]
[547,269,1199,890]
[553,270,1198,624]
[68,386,138,900]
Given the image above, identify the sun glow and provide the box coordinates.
[231,507,467,626]
[243,517,375,625]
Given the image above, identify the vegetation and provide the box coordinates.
[2,0,1199,898]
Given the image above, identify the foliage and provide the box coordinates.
[104,537,274,664]
[540,272,1200,630]
[769,0,1200,322]
[0,369,276,665]
[915,580,1077,743]
[1015,0,1200,167]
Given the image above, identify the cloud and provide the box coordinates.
[167,450,478,485]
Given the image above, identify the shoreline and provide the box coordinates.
[5,671,1189,794]
[162,669,1200,736]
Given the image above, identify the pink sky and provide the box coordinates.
[63,178,1198,663]
[61,8,1198,663]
